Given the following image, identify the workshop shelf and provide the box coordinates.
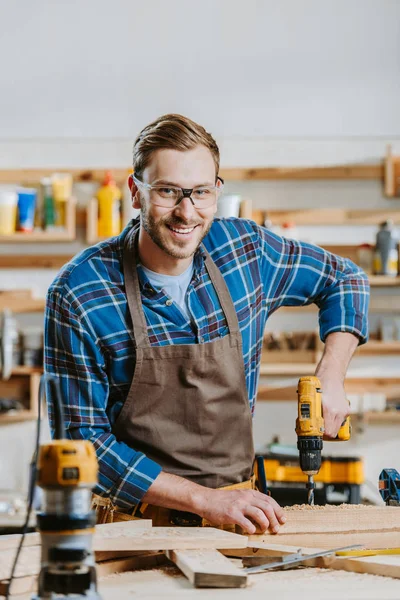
[0,197,77,243]
[0,371,41,426]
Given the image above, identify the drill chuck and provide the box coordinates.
[297,436,323,475]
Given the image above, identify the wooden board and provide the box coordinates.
[0,255,71,269]
[253,505,400,535]
[0,165,382,185]
[0,290,45,313]
[93,526,247,552]
[167,549,247,588]
[246,505,400,550]
[257,379,400,401]
[248,531,400,551]
[324,554,400,579]
[0,519,153,552]
[258,208,400,225]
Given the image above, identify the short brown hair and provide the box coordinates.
[133,114,220,179]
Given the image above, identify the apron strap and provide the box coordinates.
[123,228,151,348]
[203,248,241,338]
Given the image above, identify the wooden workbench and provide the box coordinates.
[98,562,400,600]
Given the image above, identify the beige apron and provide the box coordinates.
[94,228,255,524]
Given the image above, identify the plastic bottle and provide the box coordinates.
[41,178,55,229]
[0,189,18,235]
[373,220,399,276]
[51,173,72,228]
[96,172,122,238]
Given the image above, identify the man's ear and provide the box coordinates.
[128,174,141,209]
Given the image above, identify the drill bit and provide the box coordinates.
[307,475,315,505]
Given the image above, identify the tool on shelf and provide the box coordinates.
[243,544,362,574]
[295,376,351,506]
[379,469,400,506]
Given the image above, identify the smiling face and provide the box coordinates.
[130,145,219,274]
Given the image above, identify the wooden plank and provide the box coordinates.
[257,379,400,401]
[358,341,400,354]
[259,363,316,376]
[0,519,153,552]
[261,208,400,225]
[246,505,400,550]
[369,276,400,287]
[0,168,132,185]
[323,553,400,579]
[93,526,247,553]
[219,165,383,181]
[249,504,400,546]
[248,531,400,551]
[0,255,72,269]
[249,506,400,536]
[0,290,45,313]
[167,549,247,588]
[97,551,166,577]
[0,165,382,185]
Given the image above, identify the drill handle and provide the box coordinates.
[323,415,351,441]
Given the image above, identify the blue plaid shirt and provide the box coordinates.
[44,217,369,508]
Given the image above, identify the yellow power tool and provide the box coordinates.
[295,376,351,506]
[33,378,101,600]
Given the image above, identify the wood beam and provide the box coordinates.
[0,255,72,269]
[167,549,247,588]
[220,165,383,181]
[0,164,383,186]
[257,379,400,401]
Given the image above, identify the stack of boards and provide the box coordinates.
[0,505,399,595]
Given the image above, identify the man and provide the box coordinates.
[45,114,369,534]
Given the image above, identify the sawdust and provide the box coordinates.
[285,503,378,511]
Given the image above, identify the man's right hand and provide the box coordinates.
[194,487,286,534]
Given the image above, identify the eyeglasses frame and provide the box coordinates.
[132,174,224,208]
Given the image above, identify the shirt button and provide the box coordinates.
[165,299,173,306]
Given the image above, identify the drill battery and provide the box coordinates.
[262,452,364,506]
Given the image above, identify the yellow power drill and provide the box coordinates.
[295,376,351,506]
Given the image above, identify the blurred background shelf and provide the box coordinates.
[0,196,76,243]
[0,290,45,313]
[0,410,38,425]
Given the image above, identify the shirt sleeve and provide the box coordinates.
[44,289,162,509]
[255,225,370,344]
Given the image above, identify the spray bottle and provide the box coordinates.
[373,220,399,276]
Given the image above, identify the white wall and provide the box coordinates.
[1,0,400,139]
[0,0,399,501]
